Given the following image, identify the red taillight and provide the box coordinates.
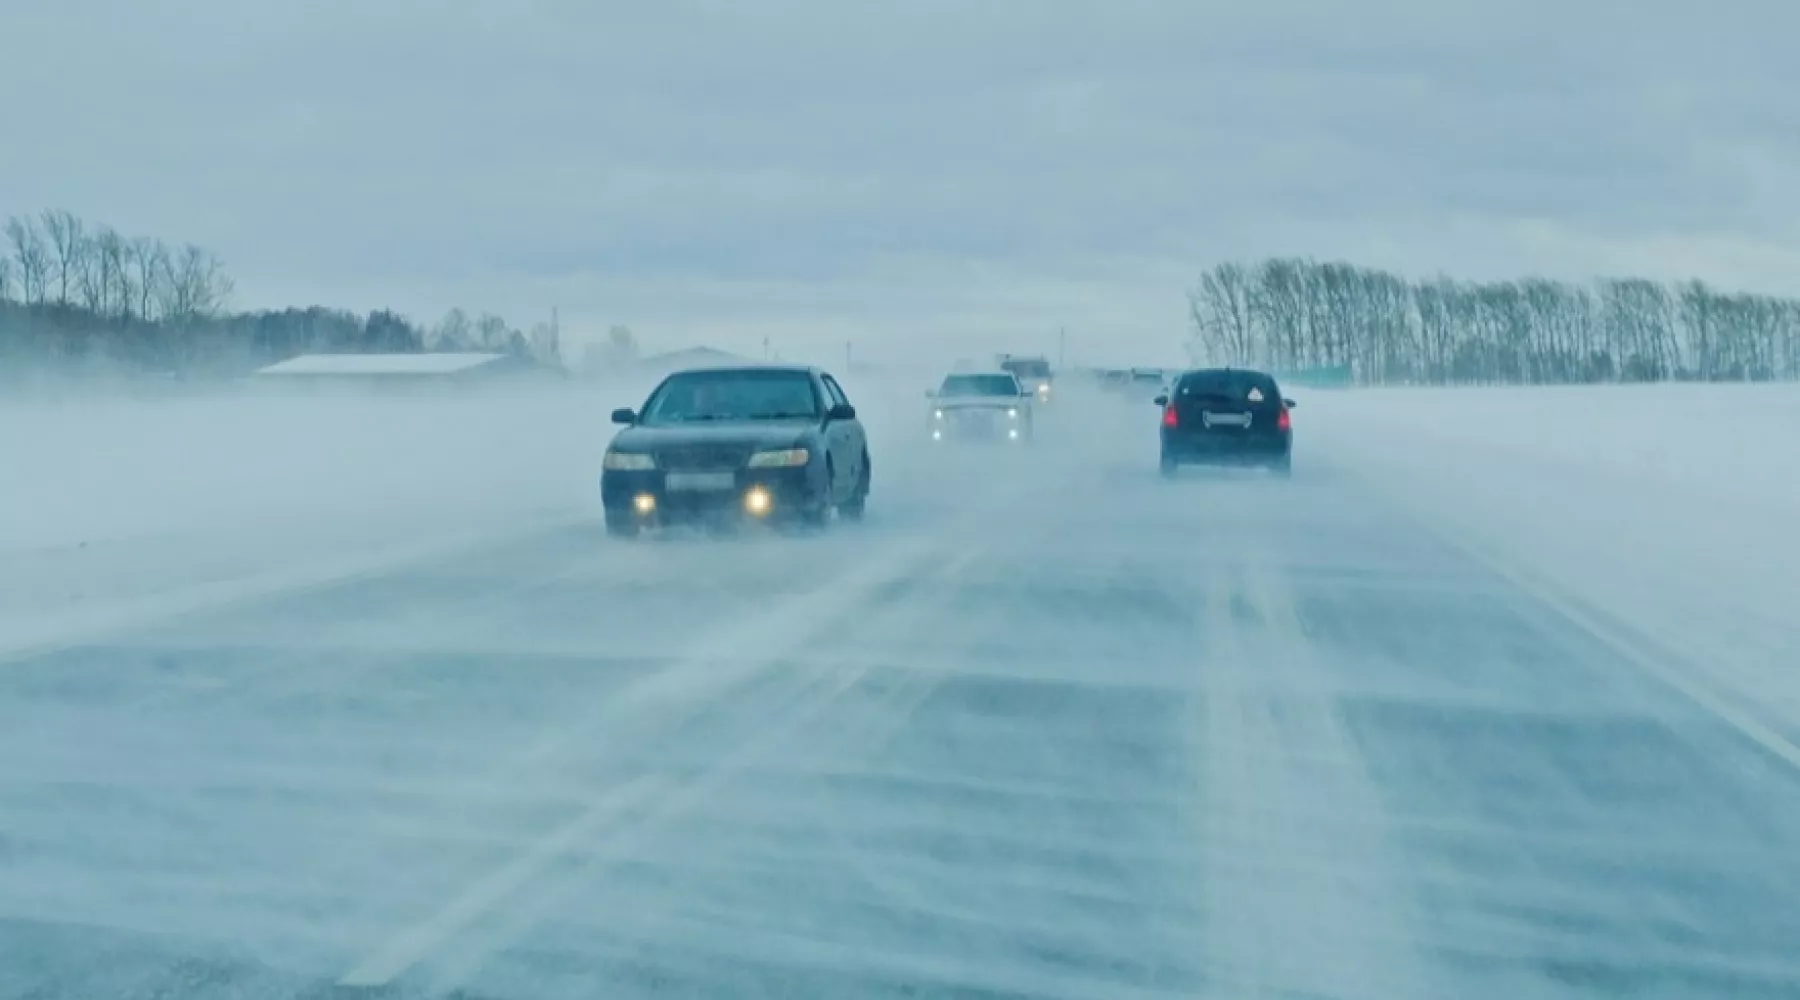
[1277,407,1291,431]
[1162,405,1178,428]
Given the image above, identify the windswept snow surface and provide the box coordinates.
[3,378,1800,999]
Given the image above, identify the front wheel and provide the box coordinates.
[1159,451,1179,479]
[840,454,870,521]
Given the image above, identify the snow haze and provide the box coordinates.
[5,377,1800,996]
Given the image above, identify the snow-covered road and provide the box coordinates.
[4,385,1800,999]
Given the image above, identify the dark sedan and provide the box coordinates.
[600,365,872,535]
[1156,367,1294,477]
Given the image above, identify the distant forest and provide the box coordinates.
[0,208,558,380]
[1190,258,1800,384]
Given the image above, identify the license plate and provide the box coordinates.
[1203,412,1252,428]
[665,471,735,491]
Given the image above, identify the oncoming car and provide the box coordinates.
[927,372,1033,444]
[1156,367,1295,477]
[600,365,871,535]
[998,354,1054,402]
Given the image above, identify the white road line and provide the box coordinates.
[1417,519,1800,774]
[336,775,663,987]
[335,474,1056,990]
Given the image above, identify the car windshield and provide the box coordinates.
[939,374,1019,397]
[1178,370,1281,402]
[1003,360,1051,379]
[639,369,820,424]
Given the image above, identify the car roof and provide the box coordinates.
[1179,366,1278,380]
[667,364,820,377]
[942,370,1017,378]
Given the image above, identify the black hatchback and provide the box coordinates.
[1155,368,1294,477]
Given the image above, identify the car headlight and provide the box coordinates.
[603,450,655,470]
[1007,408,1018,419]
[747,447,810,468]
[933,409,945,419]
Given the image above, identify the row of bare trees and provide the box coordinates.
[2,209,233,324]
[1188,258,1800,384]
[2,209,555,379]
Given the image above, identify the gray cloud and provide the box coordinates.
[3,0,1797,360]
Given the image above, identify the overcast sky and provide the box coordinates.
[4,0,1797,364]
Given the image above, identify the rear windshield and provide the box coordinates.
[1177,370,1281,403]
[939,374,1019,397]
[1001,359,1051,379]
[640,369,820,424]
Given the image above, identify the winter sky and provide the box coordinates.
[4,0,1797,362]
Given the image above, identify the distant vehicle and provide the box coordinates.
[1156,367,1294,477]
[997,354,1054,402]
[600,365,871,535]
[927,372,1034,444]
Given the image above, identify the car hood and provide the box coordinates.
[610,421,815,452]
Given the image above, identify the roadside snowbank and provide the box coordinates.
[1307,383,1800,728]
[0,385,619,652]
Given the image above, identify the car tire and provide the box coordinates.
[1159,451,1178,479]
[1270,454,1293,477]
[840,454,870,521]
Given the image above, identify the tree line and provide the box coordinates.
[1,208,557,380]
[1187,258,1800,385]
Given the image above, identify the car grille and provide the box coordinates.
[656,445,752,471]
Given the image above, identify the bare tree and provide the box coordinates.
[0,257,13,303]
[474,312,509,350]
[432,307,474,350]
[5,215,50,305]
[39,208,86,305]
[127,238,168,321]
[1187,262,1255,365]
[157,243,233,321]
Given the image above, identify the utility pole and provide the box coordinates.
[763,336,770,360]
[1057,326,1066,367]
[845,341,852,371]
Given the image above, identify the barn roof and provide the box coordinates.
[254,353,510,376]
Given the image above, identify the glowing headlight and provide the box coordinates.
[933,409,945,419]
[743,486,773,516]
[631,493,657,514]
[1037,383,1051,395]
[1007,408,1018,419]
[747,447,810,468]
[603,451,655,471]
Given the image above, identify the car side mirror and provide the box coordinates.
[1152,394,1168,407]
[827,403,857,421]
[1284,398,1297,408]
[610,408,636,425]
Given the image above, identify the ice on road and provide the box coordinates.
[5,386,1800,999]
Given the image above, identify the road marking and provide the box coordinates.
[335,477,1048,990]
[1390,494,1800,775]
[336,775,663,987]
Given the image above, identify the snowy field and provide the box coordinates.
[3,377,1800,999]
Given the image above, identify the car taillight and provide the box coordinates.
[1162,405,1178,428]
[1277,407,1291,431]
